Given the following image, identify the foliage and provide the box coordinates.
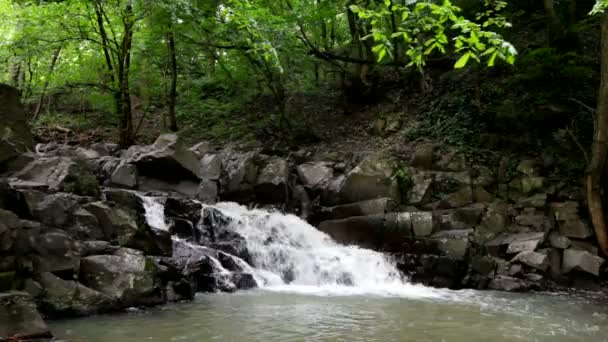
[393,166,413,195]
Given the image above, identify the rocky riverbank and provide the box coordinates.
[1,84,606,341]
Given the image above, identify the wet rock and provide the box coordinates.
[165,197,202,223]
[471,256,496,276]
[411,211,434,237]
[169,218,196,240]
[339,153,400,204]
[80,248,164,307]
[255,157,289,204]
[197,179,219,203]
[26,229,80,275]
[126,133,201,181]
[489,275,530,292]
[511,251,549,271]
[110,162,138,188]
[14,156,100,197]
[562,249,604,277]
[297,162,333,190]
[316,198,396,221]
[37,272,114,317]
[102,188,144,213]
[431,229,472,260]
[200,154,222,180]
[0,291,52,341]
[84,201,169,255]
[318,215,387,249]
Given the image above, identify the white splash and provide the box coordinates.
[212,202,446,299]
[142,196,170,231]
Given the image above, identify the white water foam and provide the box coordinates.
[140,197,454,299]
[142,196,170,231]
[211,202,449,299]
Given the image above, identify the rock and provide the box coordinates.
[489,276,529,292]
[511,251,549,271]
[168,218,196,240]
[485,232,545,256]
[102,188,144,213]
[320,175,345,206]
[407,173,432,206]
[37,272,114,316]
[340,153,400,204]
[318,215,387,249]
[84,201,169,255]
[297,162,333,190]
[0,271,16,291]
[517,193,547,208]
[0,84,34,168]
[514,213,545,229]
[221,151,258,199]
[316,198,396,221]
[89,142,112,157]
[0,291,52,341]
[506,237,541,254]
[200,154,222,180]
[436,150,467,172]
[521,176,545,194]
[411,211,434,237]
[14,156,100,196]
[570,240,599,255]
[431,229,472,260]
[71,208,104,240]
[78,240,118,256]
[558,219,592,239]
[94,156,122,182]
[551,201,579,221]
[110,162,138,188]
[27,229,80,275]
[23,191,81,228]
[440,186,473,208]
[189,141,215,157]
[197,179,219,203]
[562,249,605,277]
[126,133,202,181]
[255,157,289,203]
[473,186,494,203]
[471,256,496,276]
[479,201,509,237]
[410,143,436,169]
[80,248,164,307]
[548,231,571,249]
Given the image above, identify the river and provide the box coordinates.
[50,198,608,341]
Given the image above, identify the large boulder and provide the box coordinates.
[79,248,164,307]
[125,133,201,181]
[24,228,80,276]
[220,151,259,200]
[110,162,138,188]
[562,248,605,277]
[0,291,52,341]
[339,153,400,204]
[255,157,289,204]
[83,201,170,255]
[297,162,334,190]
[0,84,34,169]
[13,156,100,197]
[37,272,114,317]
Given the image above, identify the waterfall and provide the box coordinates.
[142,196,444,298]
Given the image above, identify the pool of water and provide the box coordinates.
[50,288,608,342]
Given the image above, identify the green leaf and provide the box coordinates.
[454,52,471,69]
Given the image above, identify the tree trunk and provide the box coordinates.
[587,12,608,255]
[166,25,179,132]
[542,0,564,44]
[118,3,135,148]
[33,44,62,121]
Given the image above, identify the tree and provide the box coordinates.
[587,1,608,255]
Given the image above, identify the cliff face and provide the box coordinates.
[0,84,34,168]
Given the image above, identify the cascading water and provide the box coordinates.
[141,196,444,298]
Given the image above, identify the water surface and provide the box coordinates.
[50,289,608,342]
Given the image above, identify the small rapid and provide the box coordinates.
[141,196,446,299]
